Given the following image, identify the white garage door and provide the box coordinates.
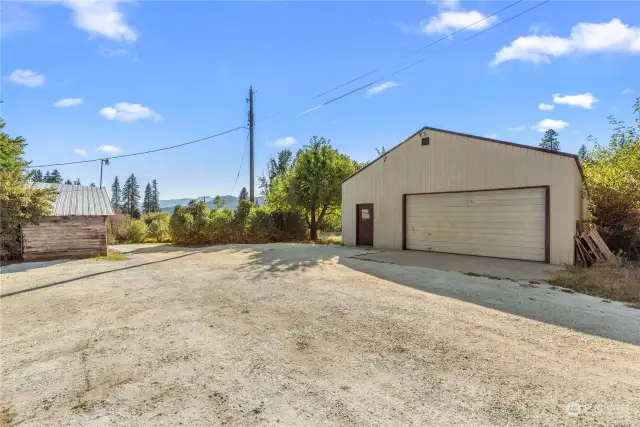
[405,188,547,262]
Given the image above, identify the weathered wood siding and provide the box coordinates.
[22,216,107,261]
[342,129,584,265]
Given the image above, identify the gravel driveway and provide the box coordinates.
[1,243,639,426]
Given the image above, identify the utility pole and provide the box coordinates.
[248,86,255,203]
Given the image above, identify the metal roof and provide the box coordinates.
[31,183,114,216]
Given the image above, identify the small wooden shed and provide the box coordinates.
[22,184,114,261]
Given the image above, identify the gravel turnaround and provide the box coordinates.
[1,243,639,426]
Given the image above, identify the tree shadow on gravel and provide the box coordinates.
[1,252,201,299]
[232,243,350,278]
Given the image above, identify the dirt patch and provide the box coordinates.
[2,244,640,426]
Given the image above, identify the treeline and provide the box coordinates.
[1,121,57,257]
[30,169,95,186]
[168,136,358,244]
[110,175,160,217]
[579,97,640,258]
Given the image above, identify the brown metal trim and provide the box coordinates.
[402,195,407,250]
[545,186,551,264]
[404,185,548,197]
[402,185,551,264]
[342,125,584,184]
[355,204,360,246]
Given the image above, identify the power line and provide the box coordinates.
[28,1,542,170]
[300,0,550,114]
[28,125,247,168]
[231,131,250,197]
[256,0,523,122]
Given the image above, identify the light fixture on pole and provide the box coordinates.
[100,158,110,188]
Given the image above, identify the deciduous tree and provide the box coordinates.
[259,149,293,195]
[284,136,356,240]
[0,120,56,257]
[213,195,226,210]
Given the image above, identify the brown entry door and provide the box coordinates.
[357,204,374,246]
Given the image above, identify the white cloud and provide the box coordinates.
[508,125,525,131]
[73,148,87,156]
[532,119,569,132]
[538,103,554,111]
[268,136,297,147]
[423,10,498,34]
[553,93,598,109]
[97,145,123,155]
[100,47,129,58]
[492,19,640,65]
[621,88,634,95]
[7,69,45,87]
[100,102,162,122]
[428,0,460,11]
[54,98,83,108]
[367,81,399,96]
[484,133,498,139]
[59,0,138,43]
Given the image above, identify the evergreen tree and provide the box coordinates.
[31,169,43,182]
[73,178,81,185]
[143,183,153,214]
[238,187,248,201]
[578,144,588,162]
[539,129,560,151]
[111,176,122,209]
[64,179,72,185]
[122,174,140,216]
[43,171,51,182]
[151,179,160,212]
[50,169,63,183]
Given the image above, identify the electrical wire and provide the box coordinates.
[231,131,250,196]
[300,0,550,114]
[28,125,247,168]
[256,0,523,122]
[28,0,543,169]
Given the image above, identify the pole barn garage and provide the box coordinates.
[341,127,587,265]
[22,184,114,261]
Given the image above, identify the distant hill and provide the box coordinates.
[160,195,265,215]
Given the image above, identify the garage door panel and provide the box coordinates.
[406,231,545,244]
[405,188,546,262]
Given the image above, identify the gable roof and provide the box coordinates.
[343,126,584,183]
[31,183,114,216]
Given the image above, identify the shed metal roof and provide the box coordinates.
[31,183,114,216]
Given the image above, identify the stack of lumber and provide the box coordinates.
[575,226,616,266]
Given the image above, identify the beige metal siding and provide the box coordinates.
[406,188,546,261]
[342,129,581,264]
[22,216,107,261]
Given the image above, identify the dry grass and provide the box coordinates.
[548,263,640,307]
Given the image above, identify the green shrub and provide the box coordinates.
[168,200,306,245]
[126,219,148,243]
[106,213,132,244]
[144,211,171,242]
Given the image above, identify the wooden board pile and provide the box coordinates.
[575,225,616,266]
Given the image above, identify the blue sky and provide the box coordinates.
[2,0,639,199]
